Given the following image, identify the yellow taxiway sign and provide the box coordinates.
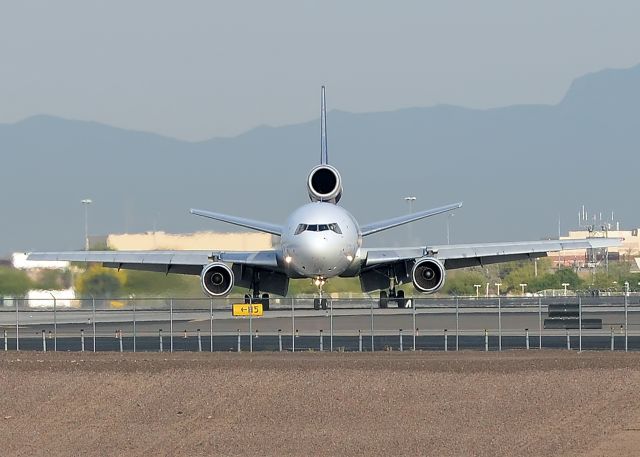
[232,303,264,317]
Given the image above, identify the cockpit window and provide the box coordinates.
[294,223,342,235]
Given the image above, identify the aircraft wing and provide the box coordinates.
[189,208,282,236]
[363,237,622,270]
[360,202,462,237]
[26,250,280,275]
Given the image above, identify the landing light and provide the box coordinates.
[346,255,353,262]
[285,256,292,264]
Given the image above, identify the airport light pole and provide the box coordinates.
[403,196,416,213]
[403,196,416,243]
[446,213,455,245]
[562,282,570,296]
[520,283,527,296]
[495,283,502,296]
[81,199,92,251]
[474,284,481,298]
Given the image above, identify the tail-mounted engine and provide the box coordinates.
[307,164,342,203]
[412,257,446,293]
[201,262,234,297]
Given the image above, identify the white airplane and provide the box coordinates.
[28,88,620,310]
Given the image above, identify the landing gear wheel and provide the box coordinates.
[396,290,406,308]
[379,290,388,309]
[261,293,270,311]
[314,298,321,310]
[321,298,328,310]
[244,294,251,304]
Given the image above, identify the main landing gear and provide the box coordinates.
[244,292,270,311]
[379,289,411,309]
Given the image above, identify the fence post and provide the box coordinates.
[330,299,334,352]
[197,329,202,352]
[538,297,542,349]
[81,329,85,352]
[51,294,57,352]
[291,298,295,353]
[578,297,582,352]
[319,329,323,352]
[210,299,214,353]
[92,296,96,353]
[566,329,570,350]
[498,296,502,351]
[399,329,403,352]
[15,300,19,351]
[159,329,163,352]
[4,329,7,351]
[484,329,488,352]
[525,329,529,350]
[42,330,46,352]
[132,299,136,353]
[413,300,417,351]
[444,329,448,352]
[358,330,363,352]
[611,327,615,351]
[370,299,374,352]
[625,292,628,352]
[455,297,459,351]
[278,329,282,352]
[237,329,241,353]
[118,330,123,353]
[170,299,174,353]
[249,299,253,353]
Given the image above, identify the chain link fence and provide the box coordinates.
[1,294,639,353]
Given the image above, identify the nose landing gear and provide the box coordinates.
[313,277,328,310]
[379,288,412,308]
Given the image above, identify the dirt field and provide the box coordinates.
[1,351,640,456]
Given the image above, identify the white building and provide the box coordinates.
[12,252,69,270]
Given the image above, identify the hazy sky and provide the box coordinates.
[1,1,639,140]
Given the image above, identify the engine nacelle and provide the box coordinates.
[307,164,342,203]
[412,257,446,293]
[200,263,234,297]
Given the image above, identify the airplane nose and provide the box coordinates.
[289,235,334,275]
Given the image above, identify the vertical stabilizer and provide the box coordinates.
[320,86,328,164]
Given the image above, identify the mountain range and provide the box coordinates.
[1,64,640,255]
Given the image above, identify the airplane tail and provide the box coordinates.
[321,86,328,164]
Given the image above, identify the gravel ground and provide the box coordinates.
[1,351,640,456]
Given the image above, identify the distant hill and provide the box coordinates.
[2,64,640,255]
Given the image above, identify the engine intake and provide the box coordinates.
[412,257,446,293]
[201,263,234,297]
[307,165,342,203]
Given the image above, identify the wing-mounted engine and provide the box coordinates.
[412,257,446,293]
[201,262,234,297]
[307,164,342,203]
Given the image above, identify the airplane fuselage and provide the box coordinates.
[280,202,361,279]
